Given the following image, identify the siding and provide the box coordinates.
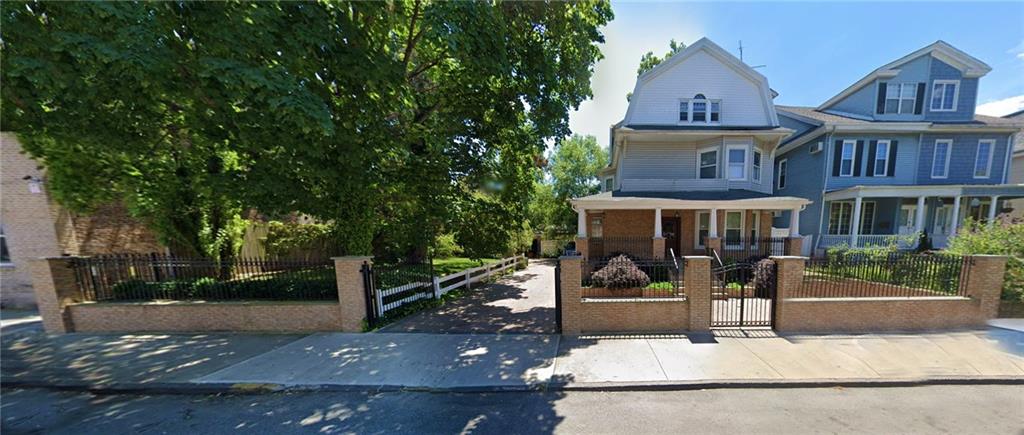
[773,134,826,236]
[871,55,930,122]
[916,134,1009,184]
[778,114,817,138]
[628,50,772,126]
[619,137,773,194]
[825,134,919,190]
[829,82,876,118]
[926,58,977,122]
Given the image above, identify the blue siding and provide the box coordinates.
[925,59,977,122]
[873,55,931,122]
[773,134,826,236]
[829,81,876,118]
[825,134,919,190]
[916,134,1009,184]
[778,114,817,138]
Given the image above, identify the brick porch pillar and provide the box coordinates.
[652,237,666,260]
[29,257,82,334]
[558,255,583,335]
[684,256,712,331]
[965,255,1008,320]
[705,237,722,257]
[770,256,807,332]
[333,256,373,332]
[575,237,588,260]
[785,237,804,256]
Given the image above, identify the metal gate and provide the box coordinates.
[710,261,776,328]
[554,262,563,334]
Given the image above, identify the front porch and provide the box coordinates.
[817,184,1024,252]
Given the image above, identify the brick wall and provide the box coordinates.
[595,209,655,238]
[68,301,342,333]
[55,202,163,256]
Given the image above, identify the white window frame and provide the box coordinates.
[873,140,890,176]
[695,211,710,249]
[930,80,960,112]
[973,139,995,179]
[698,146,719,180]
[859,201,876,235]
[590,216,603,238]
[826,201,875,235]
[750,212,760,248]
[931,139,953,179]
[678,99,690,122]
[724,210,744,249]
[603,177,614,192]
[679,95,721,125]
[777,158,787,190]
[839,140,856,177]
[883,83,918,114]
[752,149,762,183]
[726,144,748,181]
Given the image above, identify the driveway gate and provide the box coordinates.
[710,261,776,328]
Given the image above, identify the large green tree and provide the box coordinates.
[2,1,612,260]
[627,39,685,101]
[532,134,607,234]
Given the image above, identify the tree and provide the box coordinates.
[627,39,685,101]
[543,134,607,233]
[2,1,613,260]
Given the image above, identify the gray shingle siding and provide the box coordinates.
[916,134,1010,184]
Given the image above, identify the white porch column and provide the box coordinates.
[850,197,863,247]
[788,208,800,237]
[654,208,663,238]
[950,196,961,237]
[576,208,587,238]
[709,208,719,238]
[915,196,926,234]
[988,196,999,226]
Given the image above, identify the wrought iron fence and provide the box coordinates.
[712,237,787,263]
[71,253,337,302]
[588,236,653,260]
[580,255,684,298]
[798,253,970,298]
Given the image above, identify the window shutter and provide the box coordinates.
[853,140,865,176]
[866,140,877,177]
[876,83,887,114]
[914,83,925,114]
[887,140,898,177]
[832,140,843,176]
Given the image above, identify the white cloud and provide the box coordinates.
[1010,40,1024,60]
[976,95,1024,117]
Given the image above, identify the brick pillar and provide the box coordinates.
[771,256,807,332]
[785,237,804,256]
[333,256,373,332]
[965,255,1008,320]
[559,255,582,335]
[684,256,712,331]
[705,237,722,257]
[575,237,588,260]
[652,237,665,260]
[29,257,81,334]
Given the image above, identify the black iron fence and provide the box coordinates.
[709,237,787,264]
[366,261,435,323]
[798,253,971,298]
[580,255,684,298]
[71,253,337,302]
[588,236,653,260]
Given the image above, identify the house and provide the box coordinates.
[571,38,811,261]
[772,41,1024,254]
[1003,109,1024,220]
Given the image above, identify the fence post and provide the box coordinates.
[575,237,588,260]
[432,275,441,299]
[965,255,1008,320]
[332,256,373,332]
[29,257,82,334]
[770,256,807,332]
[558,255,582,335]
[683,256,712,332]
[785,237,804,256]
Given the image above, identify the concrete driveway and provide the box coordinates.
[380,259,557,334]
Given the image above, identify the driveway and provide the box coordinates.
[379,259,557,334]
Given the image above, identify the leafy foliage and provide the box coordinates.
[947,217,1024,302]
[264,221,337,259]
[590,255,650,289]
[626,39,685,101]
[530,134,608,235]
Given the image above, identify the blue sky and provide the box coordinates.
[568,1,1024,146]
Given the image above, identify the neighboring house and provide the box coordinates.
[773,41,1024,253]
[572,38,811,259]
[1004,109,1024,220]
[0,133,164,308]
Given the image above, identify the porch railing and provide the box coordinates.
[817,233,920,251]
[715,237,787,262]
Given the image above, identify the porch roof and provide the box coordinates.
[823,184,1024,201]
[571,190,811,210]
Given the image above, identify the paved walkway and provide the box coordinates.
[379,259,557,334]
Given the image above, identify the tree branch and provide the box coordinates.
[401,0,422,67]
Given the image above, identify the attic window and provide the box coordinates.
[679,94,720,124]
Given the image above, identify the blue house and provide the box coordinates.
[773,41,1024,253]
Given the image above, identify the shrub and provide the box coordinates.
[430,233,464,258]
[590,255,650,289]
[947,217,1024,302]
[265,221,337,259]
[752,258,775,298]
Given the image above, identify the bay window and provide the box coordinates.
[727,145,747,181]
[699,148,718,179]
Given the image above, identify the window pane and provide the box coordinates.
[753,151,761,166]
[679,101,689,121]
[752,166,760,181]
[876,143,888,159]
[841,144,854,159]
[591,218,603,238]
[710,101,720,122]
[693,111,706,122]
[886,84,900,99]
[700,166,717,179]
[975,142,990,176]
[943,85,956,109]
[933,142,948,176]
[885,99,899,113]
[700,151,717,166]
[729,149,745,163]
[726,212,741,228]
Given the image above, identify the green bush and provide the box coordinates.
[430,233,463,258]
[947,217,1024,302]
[265,221,337,259]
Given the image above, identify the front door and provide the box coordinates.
[932,204,952,247]
[661,217,679,258]
[898,204,917,235]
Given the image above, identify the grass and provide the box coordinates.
[431,257,499,276]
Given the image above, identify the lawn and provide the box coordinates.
[432,257,499,276]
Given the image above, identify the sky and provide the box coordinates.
[567,1,1024,147]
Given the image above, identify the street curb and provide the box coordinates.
[5,376,1024,395]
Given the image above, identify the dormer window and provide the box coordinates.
[679,94,721,124]
[930,80,959,112]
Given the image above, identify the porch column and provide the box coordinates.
[788,208,800,237]
[850,197,863,247]
[709,208,718,238]
[654,208,663,238]
[987,196,999,226]
[915,196,926,234]
[950,196,961,237]
[576,208,587,238]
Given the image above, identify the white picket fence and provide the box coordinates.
[373,255,527,318]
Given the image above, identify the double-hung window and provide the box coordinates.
[724,211,743,249]
[777,159,788,189]
[749,212,760,248]
[692,97,707,122]
[974,139,994,179]
[873,140,890,176]
[679,99,690,122]
[827,202,875,235]
[932,139,952,178]
[931,80,959,112]
[727,145,748,181]
[604,177,614,192]
[884,83,917,114]
[752,149,762,182]
[696,212,710,248]
[698,148,718,179]
[839,140,856,177]
[590,217,603,238]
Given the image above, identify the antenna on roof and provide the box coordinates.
[738,40,767,69]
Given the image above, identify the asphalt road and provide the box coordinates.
[2,385,1021,434]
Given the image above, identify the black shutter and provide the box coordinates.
[914,83,925,114]
[887,140,898,177]
[853,140,865,176]
[832,140,843,176]
[866,140,878,177]
[876,83,887,114]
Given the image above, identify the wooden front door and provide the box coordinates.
[661,217,680,258]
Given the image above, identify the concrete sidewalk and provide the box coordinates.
[4,326,1023,393]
